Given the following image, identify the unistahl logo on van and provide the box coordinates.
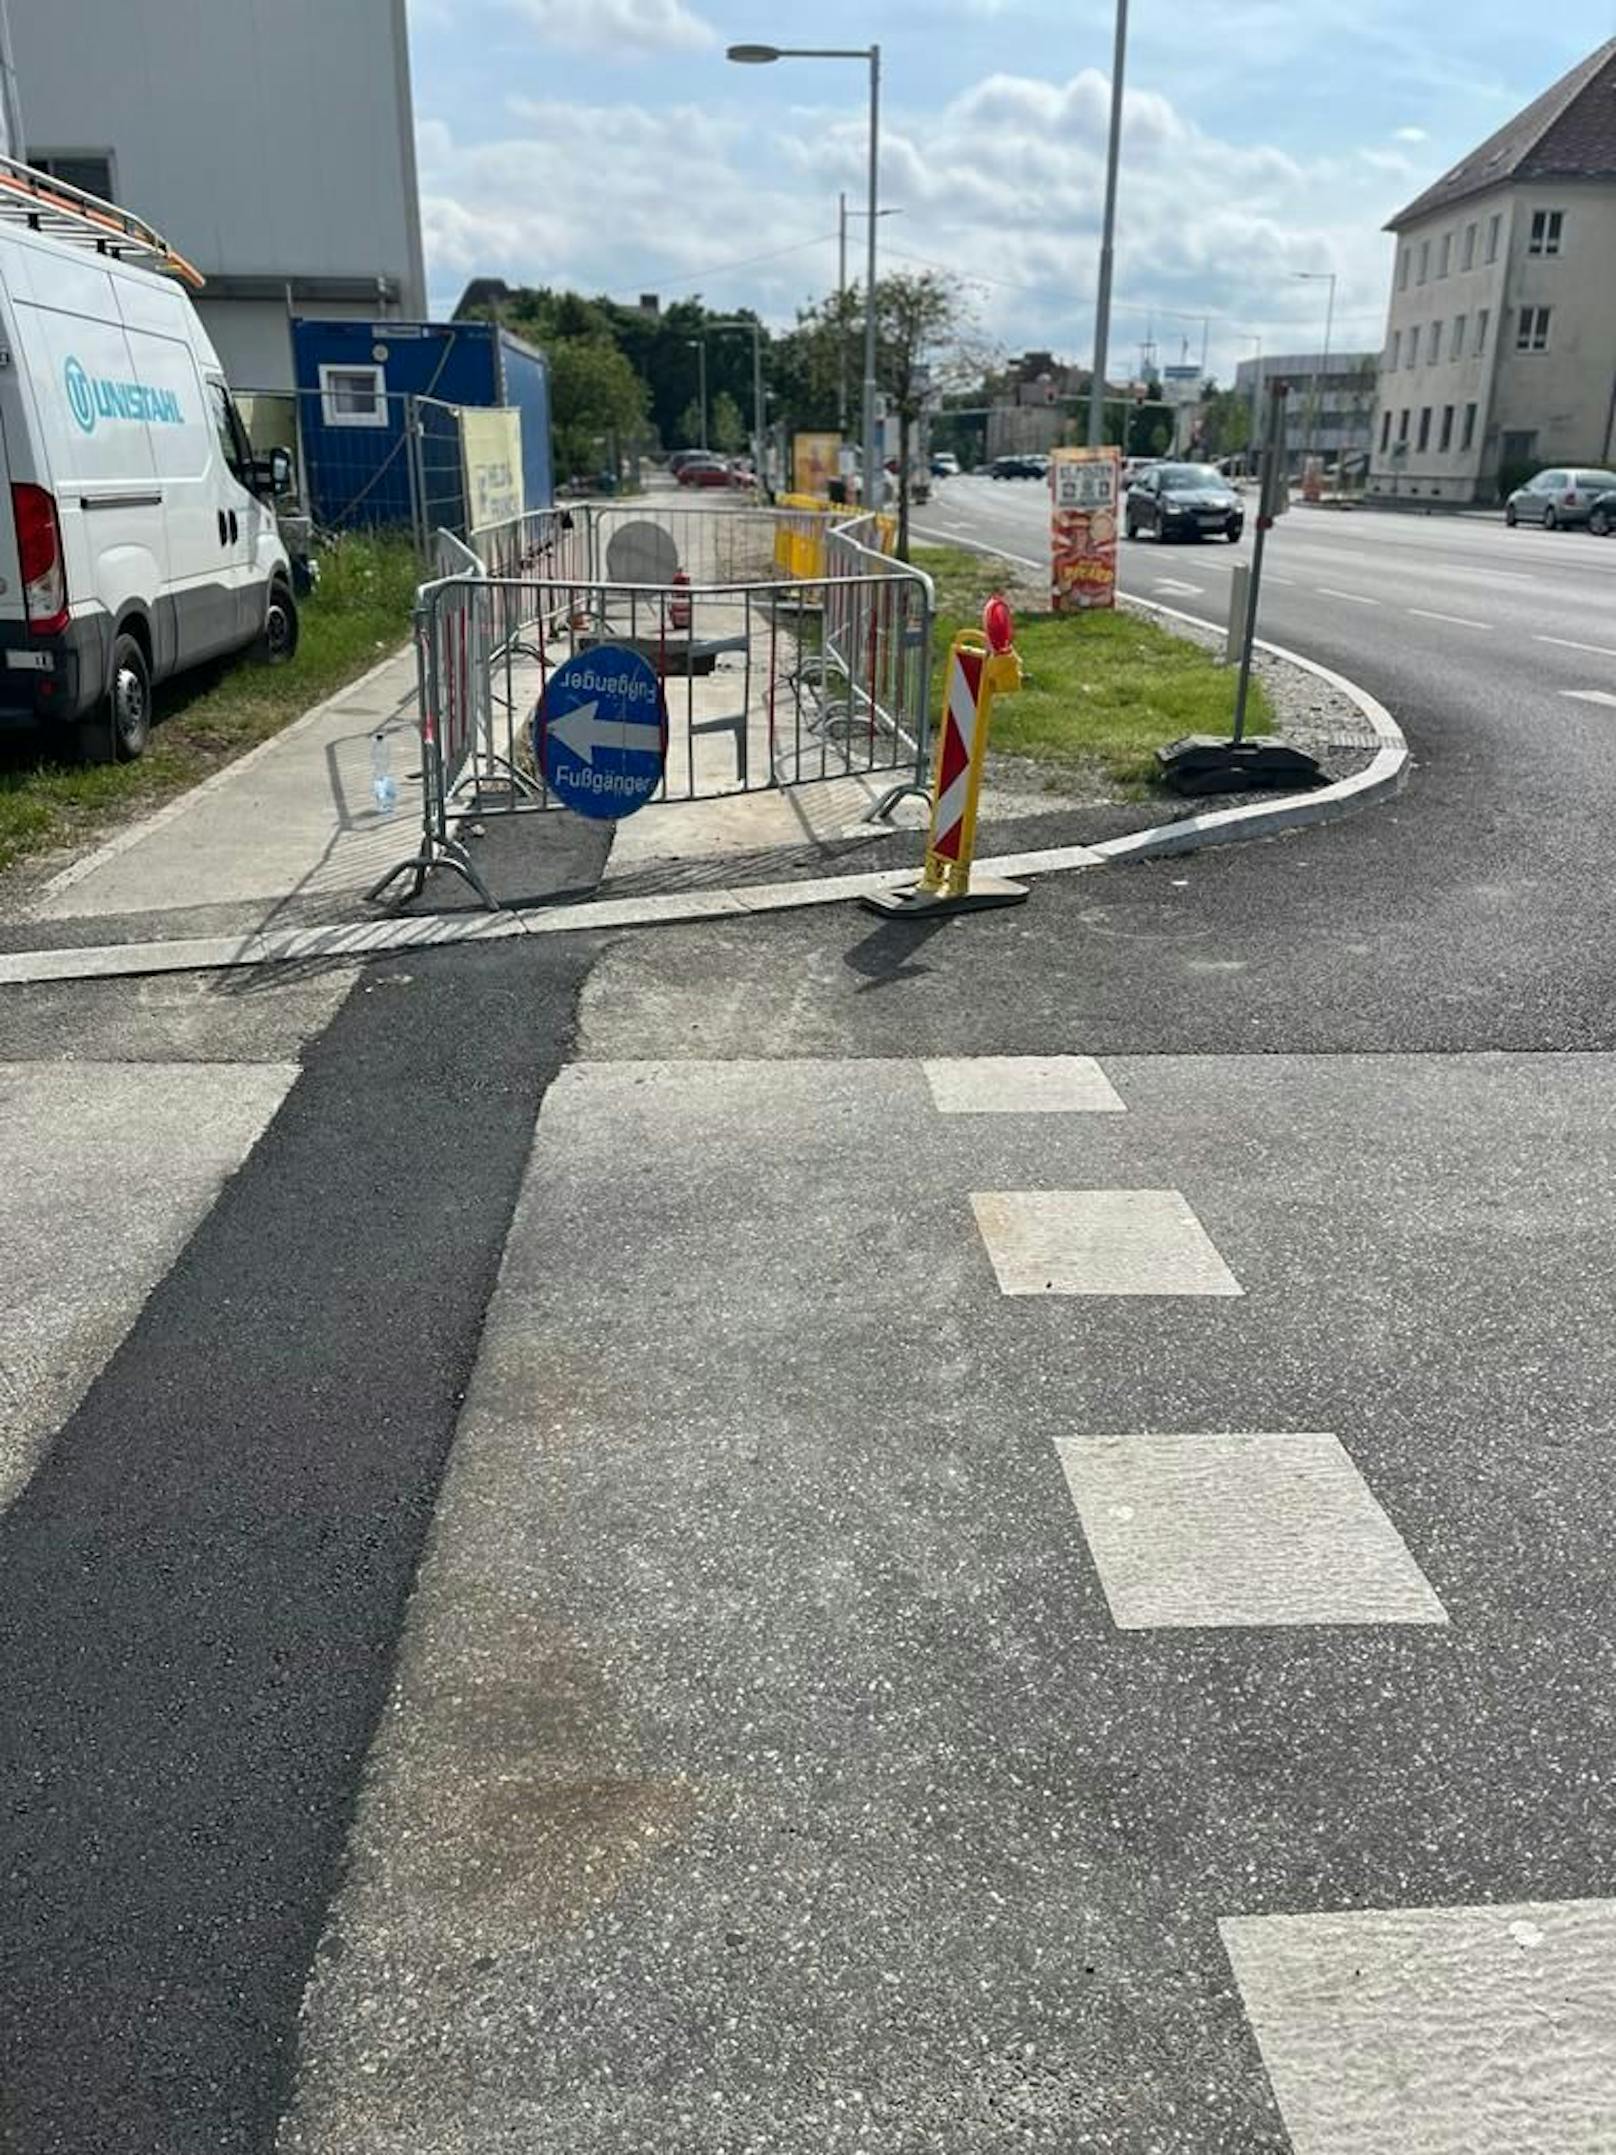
[64,355,183,435]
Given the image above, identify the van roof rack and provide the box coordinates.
[0,153,205,289]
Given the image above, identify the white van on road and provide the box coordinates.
[0,159,296,761]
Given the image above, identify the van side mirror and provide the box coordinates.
[269,446,294,495]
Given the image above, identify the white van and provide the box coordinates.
[0,161,296,761]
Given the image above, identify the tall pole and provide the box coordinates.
[1318,272,1336,467]
[862,45,881,505]
[699,336,708,450]
[1087,0,1128,446]
[752,323,764,480]
[838,190,849,437]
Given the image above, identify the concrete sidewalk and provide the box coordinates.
[27,646,426,932]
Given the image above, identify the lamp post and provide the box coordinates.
[1294,269,1337,467]
[837,200,899,446]
[708,316,766,479]
[730,41,881,501]
[685,336,708,450]
[1087,0,1128,447]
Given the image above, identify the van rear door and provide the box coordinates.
[6,246,164,649]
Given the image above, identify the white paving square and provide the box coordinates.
[923,1056,1125,1115]
[1054,1433,1447,1629]
[971,1189,1243,1297]
[1221,1898,1616,2153]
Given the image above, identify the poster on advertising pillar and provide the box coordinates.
[1049,445,1121,613]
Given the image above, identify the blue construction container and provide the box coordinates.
[290,317,553,533]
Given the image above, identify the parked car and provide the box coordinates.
[668,448,707,476]
[0,161,297,762]
[1125,461,1244,543]
[930,451,960,478]
[989,455,1043,480]
[676,455,749,490]
[1588,490,1616,536]
[1503,467,1616,530]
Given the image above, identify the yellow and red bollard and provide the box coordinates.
[862,595,1030,917]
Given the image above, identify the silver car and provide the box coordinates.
[1504,466,1616,531]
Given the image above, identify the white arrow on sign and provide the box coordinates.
[547,698,662,768]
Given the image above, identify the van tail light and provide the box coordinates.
[11,483,67,634]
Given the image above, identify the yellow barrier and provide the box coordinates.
[771,496,897,582]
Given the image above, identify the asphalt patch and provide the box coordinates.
[0,934,601,2154]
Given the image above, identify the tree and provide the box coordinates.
[677,398,705,450]
[545,337,648,483]
[1199,385,1253,459]
[710,390,746,455]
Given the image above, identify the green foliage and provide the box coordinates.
[710,390,747,454]
[915,545,1270,789]
[1200,387,1252,457]
[545,336,648,481]
[0,534,418,875]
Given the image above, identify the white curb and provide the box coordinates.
[0,573,1405,985]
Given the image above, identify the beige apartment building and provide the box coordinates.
[1369,37,1616,504]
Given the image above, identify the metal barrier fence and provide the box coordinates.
[368,500,935,910]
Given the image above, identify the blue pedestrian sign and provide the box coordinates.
[535,645,666,820]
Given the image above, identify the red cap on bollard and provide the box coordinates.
[983,595,1014,653]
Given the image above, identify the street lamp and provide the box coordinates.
[1087,0,1129,447]
[1294,269,1337,468]
[729,40,881,502]
[838,198,899,438]
[685,336,708,451]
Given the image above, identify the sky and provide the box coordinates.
[406,1,1616,385]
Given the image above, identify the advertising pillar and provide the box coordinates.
[1049,445,1121,613]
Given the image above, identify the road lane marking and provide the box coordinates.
[1562,690,1616,708]
[1408,609,1490,629]
[924,1057,1125,1114]
[1153,578,1205,597]
[1055,1433,1446,1629]
[971,1189,1244,1298]
[1537,635,1616,658]
[1223,1901,1616,2153]
[1315,587,1380,606]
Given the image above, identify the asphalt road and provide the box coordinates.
[8,486,1616,2151]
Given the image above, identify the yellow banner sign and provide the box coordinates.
[460,406,524,534]
[792,431,842,500]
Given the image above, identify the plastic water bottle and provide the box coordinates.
[371,730,398,814]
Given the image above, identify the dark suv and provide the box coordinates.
[1125,462,1244,543]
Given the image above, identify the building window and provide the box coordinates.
[1439,405,1455,452]
[1398,409,1411,443]
[1461,402,1477,452]
[1417,239,1430,284]
[1427,322,1440,364]
[1380,409,1393,453]
[1388,329,1401,370]
[27,149,115,199]
[1418,407,1432,451]
[1516,306,1551,352]
[1475,309,1490,354]
[1451,314,1466,360]
[317,363,389,427]
[1398,248,1410,292]
[1486,213,1502,263]
[1462,222,1477,271]
[1528,209,1564,256]
[1437,232,1452,278]
[1406,330,1418,369]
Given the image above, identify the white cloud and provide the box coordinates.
[415,65,1406,379]
[504,0,715,56]
[1393,125,1429,143]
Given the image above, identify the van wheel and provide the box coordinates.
[260,582,299,666]
[79,632,151,764]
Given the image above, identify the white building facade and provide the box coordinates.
[1370,39,1616,504]
[9,0,426,391]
